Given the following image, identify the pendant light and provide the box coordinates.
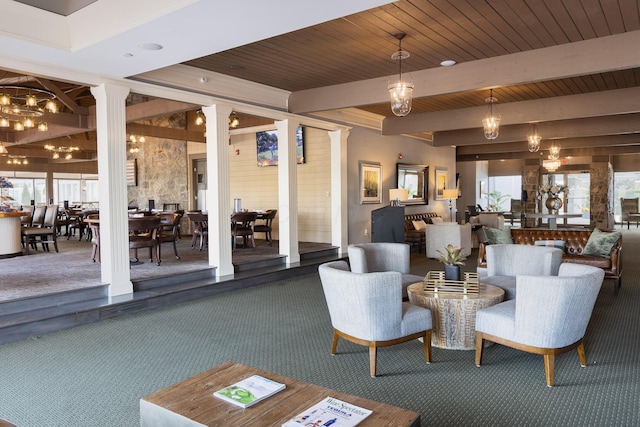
[388,33,414,117]
[482,89,500,140]
[527,123,541,152]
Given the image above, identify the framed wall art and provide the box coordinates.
[435,167,447,200]
[359,161,382,204]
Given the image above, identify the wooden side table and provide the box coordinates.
[407,283,504,350]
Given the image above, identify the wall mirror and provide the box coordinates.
[396,163,428,205]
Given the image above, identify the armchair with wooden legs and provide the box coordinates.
[318,260,433,377]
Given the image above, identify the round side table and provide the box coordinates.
[407,282,504,350]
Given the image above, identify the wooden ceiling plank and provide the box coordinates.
[619,0,640,31]
[464,0,536,52]
[488,0,549,49]
[524,0,572,45]
[541,0,587,41]
[289,30,640,113]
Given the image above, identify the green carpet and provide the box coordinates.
[0,230,638,426]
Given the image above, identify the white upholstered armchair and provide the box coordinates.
[318,260,433,377]
[425,222,472,259]
[475,263,605,387]
[348,242,423,300]
[482,244,563,300]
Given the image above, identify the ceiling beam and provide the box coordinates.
[126,98,197,122]
[126,123,205,143]
[457,145,640,162]
[288,31,640,114]
[434,113,640,146]
[382,87,640,135]
[36,78,89,115]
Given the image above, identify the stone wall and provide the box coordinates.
[590,158,615,229]
[127,113,188,212]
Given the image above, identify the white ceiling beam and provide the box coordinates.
[382,87,640,134]
[434,113,640,146]
[289,30,640,114]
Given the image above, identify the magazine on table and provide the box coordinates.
[282,396,372,427]
[213,374,285,408]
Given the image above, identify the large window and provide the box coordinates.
[0,172,46,207]
[614,171,640,222]
[542,172,590,225]
[487,175,521,211]
[53,173,98,206]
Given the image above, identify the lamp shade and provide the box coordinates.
[389,188,409,201]
[443,189,458,200]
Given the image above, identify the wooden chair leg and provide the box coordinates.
[544,352,555,387]
[576,342,587,367]
[369,342,377,377]
[330,331,339,355]
[423,330,432,364]
[475,332,485,366]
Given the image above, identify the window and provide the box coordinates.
[542,172,590,225]
[487,175,521,211]
[614,171,640,222]
[0,175,46,207]
[53,173,98,206]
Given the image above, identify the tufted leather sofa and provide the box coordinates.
[404,212,441,252]
[477,228,622,294]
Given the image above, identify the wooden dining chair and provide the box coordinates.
[186,211,208,251]
[158,212,181,259]
[231,211,257,250]
[128,216,162,265]
[254,209,277,246]
[22,205,59,254]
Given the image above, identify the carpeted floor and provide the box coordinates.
[0,238,331,301]
[0,230,637,426]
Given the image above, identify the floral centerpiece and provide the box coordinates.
[538,184,568,214]
[436,244,466,281]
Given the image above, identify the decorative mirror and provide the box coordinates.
[396,163,428,205]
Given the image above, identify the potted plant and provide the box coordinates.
[437,244,466,281]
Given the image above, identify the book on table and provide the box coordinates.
[213,374,285,408]
[282,396,372,427]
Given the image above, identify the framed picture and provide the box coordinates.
[359,161,382,204]
[126,159,137,187]
[435,167,447,200]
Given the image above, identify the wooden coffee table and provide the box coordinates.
[141,361,420,426]
[407,283,504,350]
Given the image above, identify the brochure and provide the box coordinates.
[282,396,372,427]
[213,375,285,408]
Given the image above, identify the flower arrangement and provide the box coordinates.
[538,184,568,197]
[436,244,467,266]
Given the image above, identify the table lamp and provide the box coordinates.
[389,188,409,206]
[443,189,459,222]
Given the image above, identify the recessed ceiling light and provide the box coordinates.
[440,59,456,67]
[137,42,163,51]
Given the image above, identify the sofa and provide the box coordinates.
[477,227,622,294]
[404,212,441,252]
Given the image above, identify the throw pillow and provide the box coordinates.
[431,217,443,224]
[534,239,566,253]
[583,228,621,259]
[412,219,427,231]
[483,226,513,245]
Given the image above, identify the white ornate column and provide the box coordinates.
[328,128,350,256]
[202,104,234,277]
[90,83,132,297]
[275,119,300,265]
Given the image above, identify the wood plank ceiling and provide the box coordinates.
[2,0,639,164]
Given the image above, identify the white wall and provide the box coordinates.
[347,127,456,244]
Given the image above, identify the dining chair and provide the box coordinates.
[186,211,208,251]
[253,209,277,246]
[87,214,100,262]
[128,216,162,265]
[22,205,59,254]
[158,212,181,259]
[231,211,257,250]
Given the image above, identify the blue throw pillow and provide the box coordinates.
[482,226,512,245]
[534,240,566,253]
[582,228,621,259]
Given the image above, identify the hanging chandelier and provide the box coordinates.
[543,159,561,172]
[44,144,79,160]
[548,142,561,160]
[482,89,500,140]
[128,135,145,153]
[0,85,57,132]
[194,110,240,129]
[6,155,28,165]
[527,123,541,152]
[388,33,414,117]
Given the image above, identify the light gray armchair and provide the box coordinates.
[348,242,424,300]
[475,263,605,387]
[425,223,472,259]
[318,260,433,377]
[481,244,563,300]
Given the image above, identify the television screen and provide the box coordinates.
[256,126,304,166]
